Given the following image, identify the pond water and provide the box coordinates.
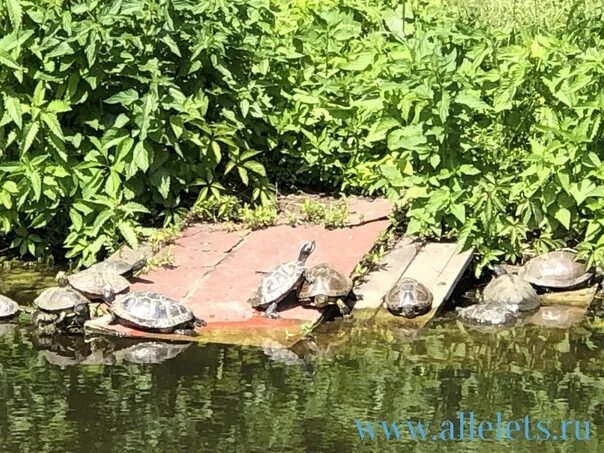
[0,263,602,452]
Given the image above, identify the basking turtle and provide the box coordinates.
[33,286,91,335]
[57,269,129,301]
[517,250,592,289]
[248,240,316,319]
[0,295,22,321]
[105,286,207,336]
[297,263,353,317]
[482,265,539,313]
[456,304,516,326]
[85,257,146,279]
[384,277,433,318]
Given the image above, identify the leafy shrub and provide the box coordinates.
[1,0,603,274]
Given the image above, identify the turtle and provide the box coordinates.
[85,257,146,279]
[516,250,592,289]
[104,286,207,336]
[297,263,353,317]
[383,277,433,318]
[456,303,516,326]
[0,294,22,321]
[248,240,316,319]
[56,269,129,301]
[32,286,91,335]
[482,265,540,313]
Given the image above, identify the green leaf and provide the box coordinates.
[340,53,373,71]
[29,169,42,201]
[238,166,249,185]
[0,189,12,209]
[455,90,491,111]
[244,160,266,176]
[4,0,23,30]
[46,100,71,114]
[4,96,21,129]
[22,121,39,153]
[555,207,571,229]
[118,221,139,249]
[0,50,20,69]
[41,112,63,139]
[105,171,120,199]
[161,35,181,57]
[133,142,149,172]
[104,89,139,106]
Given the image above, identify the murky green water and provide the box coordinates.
[0,264,602,452]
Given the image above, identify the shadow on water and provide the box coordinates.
[0,262,602,452]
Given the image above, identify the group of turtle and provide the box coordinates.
[247,240,435,320]
[0,256,207,337]
[457,250,595,326]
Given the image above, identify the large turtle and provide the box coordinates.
[248,240,316,319]
[0,295,22,321]
[482,265,539,313]
[297,263,353,317]
[85,257,146,279]
[57,269,129,301]
[33,286,91,335]
[384,277,433,318]
[105,286,207,336]
[516,250,592,289]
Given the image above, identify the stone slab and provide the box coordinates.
[85,212,392,346]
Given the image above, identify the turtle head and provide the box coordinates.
[102,283,116,304]
[492,265,508,277]
[298,240,316,263]
[193,317,207,328]
[73,303,89,318]
[56,271,69,287]
[131,258,147,273]
[387,304,421,318]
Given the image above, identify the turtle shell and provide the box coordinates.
[34,287,89,312]
[384,277,433,318]
[86,258,145,277]
[482,274,539,312]
[112,291,194,330]
[298,263,352,304]
[67,269,130,299]
[248,261,305,308]
[0,295,20,318]
[519,250,592,289]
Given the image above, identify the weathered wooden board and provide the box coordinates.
[538,286,598,308]
[355,243,472,329]
[353,237,418,314]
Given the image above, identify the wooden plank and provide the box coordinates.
[539,285,598,308]
[353,237,418,314]
[371,243,473,329]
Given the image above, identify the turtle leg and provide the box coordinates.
[174,328,199,337]
[54,311,67,327]
[107,312,118,325]
[264,301,280,319]
[336,298,352,318]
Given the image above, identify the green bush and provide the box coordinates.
[1,0,603,274]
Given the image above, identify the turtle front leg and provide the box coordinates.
[264,302,280,319]
[336,299,352,318]
[174,328,199,337]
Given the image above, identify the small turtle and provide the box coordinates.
[105,286,207,336]
[86,257,146,279]
[482,265,539,313]
[456,304,516,326]
[384,277,433,318]
[57,269,129,301]
[33,286,91,335]
[517,250,592,289]
[297,263,353,317]
[0,295,22,321]
[248,240,316,319]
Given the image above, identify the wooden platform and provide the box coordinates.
[354,240,474,330]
